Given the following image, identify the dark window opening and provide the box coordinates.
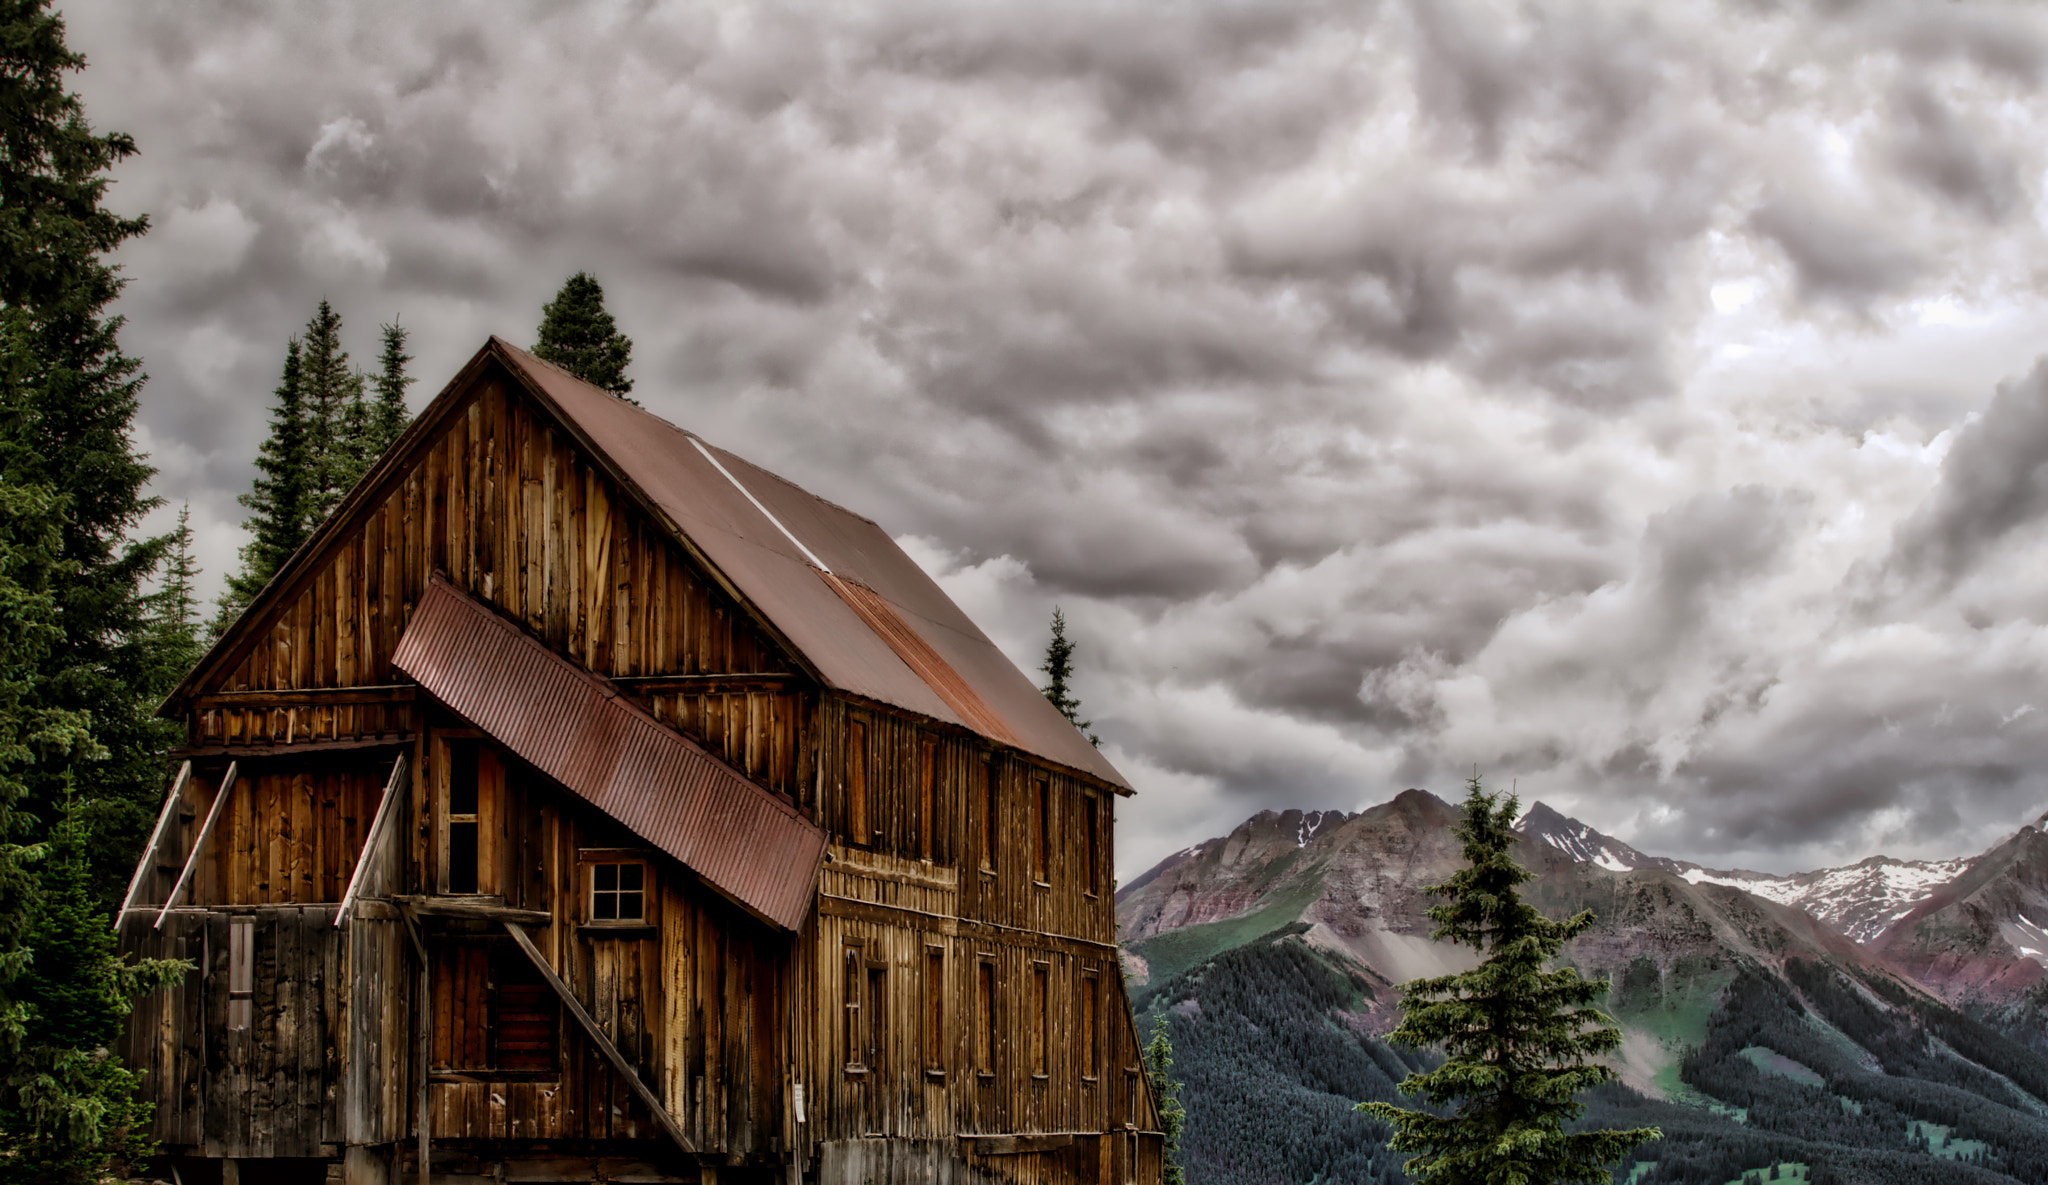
[1083,971,1100,1080]
[924,947,945,1074]
[490,948,558,1073]
[844,942,864,1072]
[866,962,889,1074]
[918,740,937,862]
[978,762,997,873]
[847,718,869,846]
[1085,794,1101,896]
[444,739,481,894]
[976,958,996,1075]
[1031,964,1050,1077]
[1032,777,1050,884]
[591,862,645,922]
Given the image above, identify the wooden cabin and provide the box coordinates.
[119,338,1164,1185]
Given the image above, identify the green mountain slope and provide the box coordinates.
[1121,795,2048,1185]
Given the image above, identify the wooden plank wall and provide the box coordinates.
[192,374,808,803]
[196,906,345,1159]
[407,741,786,1158]
[193,763,386,906]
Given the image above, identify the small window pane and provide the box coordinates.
[448,822,478,894]
[619,864,643,892]
[448,741,479,815]
[595,864,617,893]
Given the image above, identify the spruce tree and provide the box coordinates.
[297,299,361,523]
[533,271,635,400]
[2,796,183,1183]
[368,317,413,456]
[0,0,178,905]
[219,337,311,624]
[1039,607,1099,746]
[1360,776,1658,1185]
[146,505,202,683]
[1144,1015,1186,1185]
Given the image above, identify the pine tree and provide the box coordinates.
[1359,776,1659,1185]
[0,0,178,906]
[1144,1015,1186,1185]
[368,318,413,457]
[146,505,202,682]
[1039,607,1099,746]
[219,338,311,625]
[297,299,362,523]
[533,271,635,400]
[1,795,184,1183]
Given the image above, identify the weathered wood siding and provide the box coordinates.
[189,371,810,804]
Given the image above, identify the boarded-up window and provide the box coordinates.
[227,916,254,1032]
[1032,777,1050,884]
[844,941,864,1072]
[918,740,937,862]
[978,762,996,872]
[924,946,945,1074]
[976,957,996,1075]
[1085,794,1101,896]
[847,719,868,845]
[1082,970,1100,1080]
[434,943,491,1071]
[491,948,557,1073]
[1031,963,1050,1077]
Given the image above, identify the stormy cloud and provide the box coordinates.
[64,0,2048,878]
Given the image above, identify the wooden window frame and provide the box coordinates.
[1084,792,1102,899]
[226,915,254,1033]
[977,760,997,876]
[1030,960,1050,1080]
[1031,776,1051,887]
[918,740,937,863]
[582,856,653,930]
[975,954,997,1079]
[923,945,946,1079]
[1082,967,1101,1082]
[846,716,870,847]
[844,939,867,1075]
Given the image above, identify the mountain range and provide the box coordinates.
[1119,791,2048,1185]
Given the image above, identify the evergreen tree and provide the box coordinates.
[1,796,183,1183]
[145,505,202,682]
[1039,607,1099,746]
[533,271,635,400]
[1145,1015,1187,1185]
[1360,776,1659,1185]
[0,0,177,905]
[297,299,362,523]
[368,317,413,457]
[218,338,310,625]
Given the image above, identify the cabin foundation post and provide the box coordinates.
[343,1145,390,1185]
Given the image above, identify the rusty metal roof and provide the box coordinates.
[495,339,1130,791]
[393,575,826,931]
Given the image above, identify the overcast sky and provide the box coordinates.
[64,0,2048,878]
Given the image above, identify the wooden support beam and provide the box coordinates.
[335,753,409,928]
[965,1133,1079,1155]
[155,761,237,929]
[119,761,190,915]
[393,896,552,926]
[610,673,799,694]
[195,684,419,710]
[501,921,698,1156]
[171,734,410,762]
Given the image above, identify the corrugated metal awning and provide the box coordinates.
[393,575,825,931]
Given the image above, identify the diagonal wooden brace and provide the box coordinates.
[501,921,698,1156]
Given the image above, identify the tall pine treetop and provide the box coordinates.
[533,271,634,400]
[1040,606,1099,746]
[370,317,413,455]
[1359,776,1658,1185]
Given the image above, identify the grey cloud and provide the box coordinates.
[1750,194,1921,307]
[58,0,2048,877]
[1886,357,2048,586]
[1887,83,2022,223]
